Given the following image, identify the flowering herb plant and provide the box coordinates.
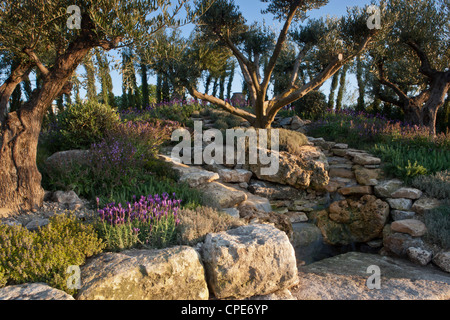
[96,193,181,251]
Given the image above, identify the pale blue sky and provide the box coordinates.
[105,0,375,105]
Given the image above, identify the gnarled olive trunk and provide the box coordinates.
[0,42,92,215]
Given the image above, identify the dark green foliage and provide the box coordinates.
[0,214,105,294]
[294,90,328,118]
[412,170,450,200]
[371,142,450,182]
[44,101,121,153]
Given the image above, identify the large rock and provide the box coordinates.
[314,195,390,245]
[407,247,433,266]
[248,180,306,200]
[198,182,247,209]
[0,283,75,300]
[433,252,450,273]
[391,188,423,200]
[411,198,442,215]
[202,224,299,299]
[291,252,450,300]
[218,168,253,183]
[354,166,383,186]
[247,149,329,191]
[391,219,427,237]
[45,150,91,168]
[383,225,424,257]
[352,154,381,166]
[290,223,329,265]
[77,247,209,300]
[374,179,403,198]
[53,190,84,211]
[386,198,413,211]
[159,155,220,188]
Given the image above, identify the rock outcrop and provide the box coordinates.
[201,224,299,299]
[77,246,209,300]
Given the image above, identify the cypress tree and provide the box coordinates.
[336,64,349,111]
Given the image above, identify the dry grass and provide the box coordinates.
[176,206,246,246]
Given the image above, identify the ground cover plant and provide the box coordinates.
[0,214,104,294]
[307,109,450,181]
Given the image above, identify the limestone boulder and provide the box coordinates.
[246,149,329,191]
[386,198,413,211]
[391,219,427,237]
[202,224,299,299]
[354,166,383,186]
[0,283,75,300]
[248,180,306,200]
[77,247,209,300]
[433,252,450,273]
[314,195,390,245]
[291,252,450,300]
[198,182,247,209]
[53,190,84,211]
[383,225,424,257]
[407,247,433,266]
[45,150,91,168]
[391,188,423,200]
[218,168,253,183]
[374,179,403,198]
[411,198,442,215]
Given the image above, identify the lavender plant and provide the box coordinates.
[95,193,182,251]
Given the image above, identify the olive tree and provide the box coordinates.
[0,0,194,215]
[150,0,380,128]
[371,0,450,135]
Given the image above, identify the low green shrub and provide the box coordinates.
[277,128,310,157]
[412,170,450,200]
[45,101,121,153]
[176,206,246,246]
[424,203,450,249]
[294,90,328,118]
[0,214,104,294]
[371,142,450,182]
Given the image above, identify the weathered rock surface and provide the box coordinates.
[407,247,433,266]
[218,168,253,183]
[433,252,450,273]
[45,150,91,168]
[374,179,403,198]
[352,154,381,166]
[314,195,390,245]
[391,188,423,200]
[354,166,383,186]
[411,198,442,215]
[247,149,329,191]
[383,225,424,257]
[248,180,305,200]
[338,186,373,196]
[77,247,209,300]
[391,219,427,237]
[202,224,299,299]
[291,252,450,300]
[391,210,416,221]
[198,182,247,209]
[0,283,75,300]
[386,198,413,211]
[53,190,84,211]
